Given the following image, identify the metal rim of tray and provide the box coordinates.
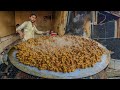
[8,43,111,79]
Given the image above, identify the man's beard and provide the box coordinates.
[31,20,35,23]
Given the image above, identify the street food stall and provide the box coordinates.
[0,11,111,79]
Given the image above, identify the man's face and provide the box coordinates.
[29,15,37,23]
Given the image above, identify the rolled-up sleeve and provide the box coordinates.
[16,21,27,31]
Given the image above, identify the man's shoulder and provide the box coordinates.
[21,21,31,26]
[24,21,30,24]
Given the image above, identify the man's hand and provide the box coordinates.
[20,33,24,39]
[42,31,49,34]
[45,31,50,34]
[16,30,24,39]
[46,31,50,33]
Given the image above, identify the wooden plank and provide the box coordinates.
[117,18,120,38]
[0,11,15,37]
[114,20,117,38]
[53,11,68,36]
[83,14,91,38]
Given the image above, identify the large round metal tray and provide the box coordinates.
[8,42,111,79]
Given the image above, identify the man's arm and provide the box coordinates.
[16,22,27,38]
[34,26,45,34]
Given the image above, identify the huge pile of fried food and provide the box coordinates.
[15,35,106,73]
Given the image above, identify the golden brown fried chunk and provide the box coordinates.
[15,35,106,73]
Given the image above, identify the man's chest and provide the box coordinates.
[25,23,35,31]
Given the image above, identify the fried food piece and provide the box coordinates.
[15,35,106,73]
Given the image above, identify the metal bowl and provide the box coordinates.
[8,41,111,79]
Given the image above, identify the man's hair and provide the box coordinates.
[30,14,37,18]
[16,24,20,27]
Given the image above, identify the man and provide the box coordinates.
[16,14,47,41]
